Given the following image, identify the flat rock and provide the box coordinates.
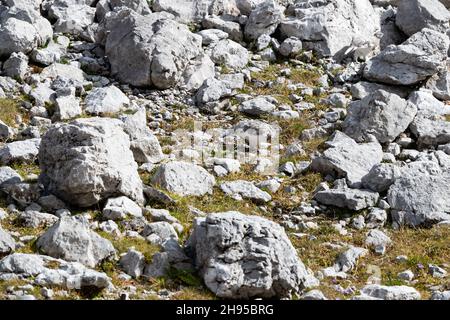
[314,185,379,211]
[151,161,215,197]
[361,284,421,300]
[396,0,450,37]
[364,28,449,85]
[310,131,383,188]
[220,180,272,203]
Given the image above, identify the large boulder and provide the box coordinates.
[36,215,116,268]
[310,131,383,188]
[38,117,145,207]
[279,0,380,58]
[186,211,317,299]
[342,90,417,144]
[102,10,203,89]
[151,161,215,197]
[363,28,449,86]
[0,4,53,58]
[396,0,450,37]
[361,284,421,300]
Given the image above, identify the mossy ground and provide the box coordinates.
[0,98,21,127]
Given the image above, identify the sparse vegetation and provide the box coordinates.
[10,162,40,178]
[0,98,20,126]
[99,232,160,264]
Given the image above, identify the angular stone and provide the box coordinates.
[220,180,272,203]
[0,253,111,290]
[363,28,449,86]
[103,10,203,89]
[84,85,129,115]
[244,0,283,40]
[396,0,450,37]
[119,108,164,164]
[280,0,380,59]
[310,131,383,187]
[239,97,276,116]
[315,185,379,211]
[361,284,421,300]
[365,229,391,255]
[343,90,417,144]
[36,215,115,268]
[38,117,144,207]
[119,249,145,278]
[102,196,143,221]
[186,211,317,299]
[0,226,16,255]
[151,161,215,197]
[210,39,249,71]
[0,138,40,165]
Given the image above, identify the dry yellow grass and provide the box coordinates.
[0,98,20,126]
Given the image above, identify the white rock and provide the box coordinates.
[361,284,421,300]
[280,0,380,59]
[84,85,129,115]
[220,180,272,203]
[0,138,40,165]
[36,215,115,268]
[365,229,391,255]
[310,131,383,188]
[343,90,417,144]
[39,117,144,207]
[396,0,450,37]
[0,253,111,290]
[151,161,215,197]
[210,39,249,71]
[102,196,143,221]
[186,211,318,299]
